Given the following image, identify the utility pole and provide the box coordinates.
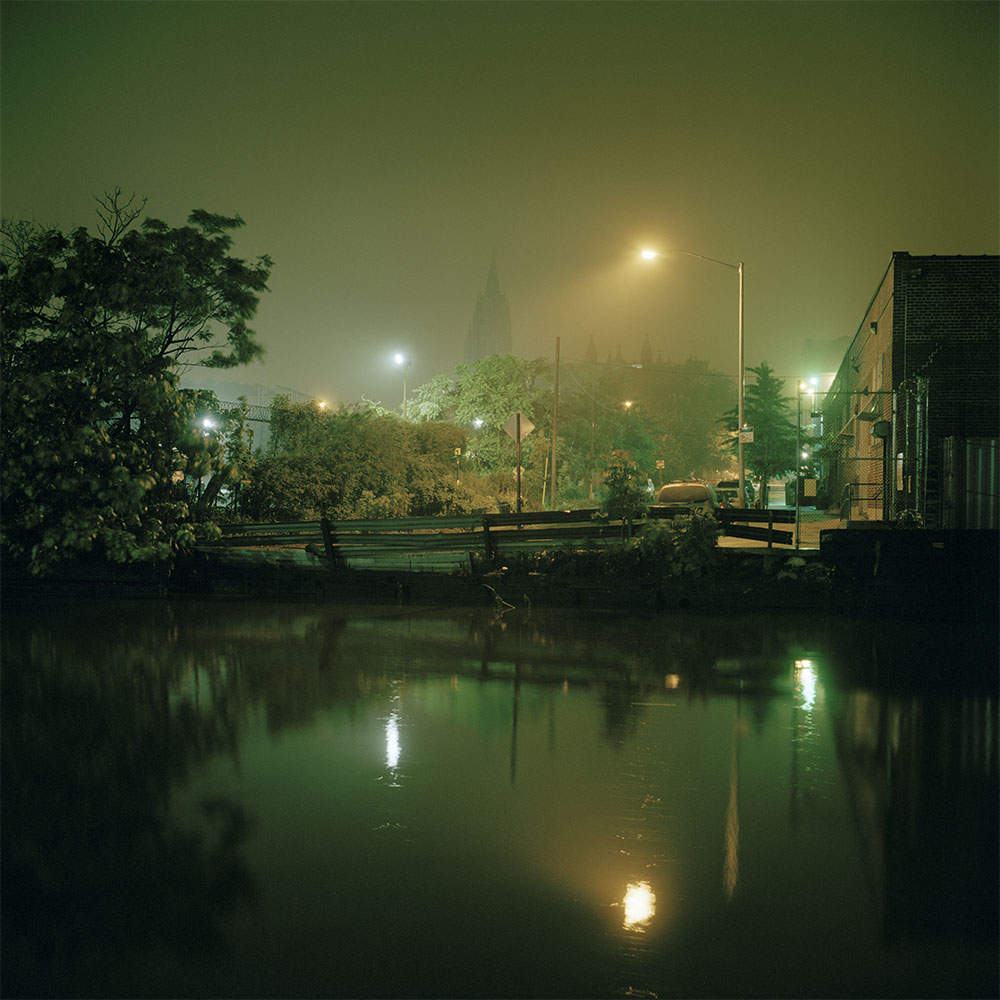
[551,337,560,510]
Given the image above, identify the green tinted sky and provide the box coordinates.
[2,0,997,407]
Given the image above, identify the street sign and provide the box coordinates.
[655,459,665,469]
[503,412,535,516]
[503,412,535,442]
[739,426,754,443]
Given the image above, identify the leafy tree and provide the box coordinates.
[543,358,732,503]
[0,190,272,574]
[243,399,496,521]
[645,359,733,479]
[411,353,549,497]
[188,394,257,520]
[719,362,797,503]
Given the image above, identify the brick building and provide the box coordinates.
[821,252,998,527]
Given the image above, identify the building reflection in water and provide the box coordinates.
[831,682,998,945]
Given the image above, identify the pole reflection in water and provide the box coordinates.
[723,696,745,903]
[1,598,995,1000]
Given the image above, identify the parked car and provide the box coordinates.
[654,481,721,511]
[714,479,755,508]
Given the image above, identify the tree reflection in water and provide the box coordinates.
[1,596,995,1000]
[1,602,260,998]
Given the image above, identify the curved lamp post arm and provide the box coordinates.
[675,248,740,272]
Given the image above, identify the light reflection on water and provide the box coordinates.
[1,597,996,1000]
[622,881,656,930]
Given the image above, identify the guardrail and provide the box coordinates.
[201,505,797,573]
[207,510,620,573]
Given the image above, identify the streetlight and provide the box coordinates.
[394,352,411,420]
[795,382,805,547]
[641,247,746,506]
[794,376,821,547]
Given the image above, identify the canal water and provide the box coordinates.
[2,596,996,999]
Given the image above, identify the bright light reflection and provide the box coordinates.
[385,710,401,769]
[795,659,817,711]
[622,881,656,931]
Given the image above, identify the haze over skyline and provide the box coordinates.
[2,0,997,410]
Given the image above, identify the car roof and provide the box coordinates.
[657,482,715,501]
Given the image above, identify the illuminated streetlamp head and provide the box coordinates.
[394,352,406,366]
[640,248,659,260]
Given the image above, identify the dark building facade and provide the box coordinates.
[464,257,511,363]
[820,252,999,527]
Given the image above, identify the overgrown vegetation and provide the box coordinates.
[488,511,720,581]
[240,397,499,521]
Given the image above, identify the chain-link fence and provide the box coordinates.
[800,380,997,530]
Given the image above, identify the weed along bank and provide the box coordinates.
[12,510,988,620]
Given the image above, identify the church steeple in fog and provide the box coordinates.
[464,255,511,363]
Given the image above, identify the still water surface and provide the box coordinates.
[2,597,996,999]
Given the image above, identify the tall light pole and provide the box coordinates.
[641,247,746,506]
[795,381,803,548]
[394,352,411,420]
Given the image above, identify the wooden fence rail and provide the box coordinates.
[201,506,795,572]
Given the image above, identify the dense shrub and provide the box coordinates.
[485,510,720,581]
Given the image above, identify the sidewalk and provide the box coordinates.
[717,505,839,550]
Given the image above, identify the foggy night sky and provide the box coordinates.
[2,0,997,409]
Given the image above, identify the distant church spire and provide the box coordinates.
[484,254,500,297]
[465,255,511,363]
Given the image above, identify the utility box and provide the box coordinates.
[785,477,818,507]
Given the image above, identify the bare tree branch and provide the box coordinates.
[93,187,147,244]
